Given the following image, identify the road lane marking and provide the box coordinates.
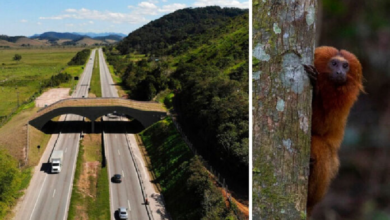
[63,135,80,220]
[29,174,48,220]
[118,150,120,155]
[122,170,125,178]
[103,133,114,220]
[128,200,131,212]
[52,189,56,198]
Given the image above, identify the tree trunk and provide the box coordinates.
[252,0,317,219]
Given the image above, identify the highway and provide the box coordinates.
[98,48,150,219]
[14,49,96,220]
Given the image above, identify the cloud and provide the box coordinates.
[39,8,146,24]
[40,16,66,20]
[65,9,77,12]
[193,0,248,9]
[20,19,28,23]
[37,22,42,25]
[38,2,188,26]
[138,2,158,9]
[133,2,186,15]
[162,0,168,2]
[158,3,186,13]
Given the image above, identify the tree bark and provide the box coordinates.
[252,0,317,219]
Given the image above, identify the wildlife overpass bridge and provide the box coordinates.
[29,98,167,132]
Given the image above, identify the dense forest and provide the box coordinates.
[105,6,249,206]
[116,6,247,55]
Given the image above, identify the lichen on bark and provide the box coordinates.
[252,0,316,219]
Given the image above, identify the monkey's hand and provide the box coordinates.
[303,64,319,86]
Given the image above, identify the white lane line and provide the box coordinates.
[118,150,120,156]
[104,133,114,220]
[128,200,131,212]
[63,135,80,220]
[122,170,125,178]
[52,189,56,198]
[29,174,48,220]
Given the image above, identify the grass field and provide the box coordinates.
[0,48,84,116]
[60,65,84,93]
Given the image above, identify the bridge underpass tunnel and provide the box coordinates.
[37,114,145,134]
[101,114,145,134]
[39,114,92,134]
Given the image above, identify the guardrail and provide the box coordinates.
[123,121,154,220]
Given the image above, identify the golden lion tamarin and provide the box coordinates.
[303,46,364,216]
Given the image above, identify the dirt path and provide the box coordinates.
[209,173,249,219]
[35,88,71,107]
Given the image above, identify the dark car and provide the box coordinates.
[112,174,122,183]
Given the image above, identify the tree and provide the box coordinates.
[0,150,22,219]
[252,0,316,219]
[13,54,22,62]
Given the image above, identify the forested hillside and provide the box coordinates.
[116,6,247,55]
[105,6,249,214]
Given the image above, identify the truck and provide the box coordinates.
[50,150,63,173]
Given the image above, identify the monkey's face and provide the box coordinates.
[327,56,349,84]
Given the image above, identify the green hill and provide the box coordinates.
[116,6,247,55]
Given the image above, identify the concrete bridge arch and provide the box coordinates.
[29,98,167,132]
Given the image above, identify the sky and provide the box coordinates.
[0,0,248,37]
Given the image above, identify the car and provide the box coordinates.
[118,207,128,219]
[112,174,122,183]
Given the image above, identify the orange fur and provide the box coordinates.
[307,46,364,215]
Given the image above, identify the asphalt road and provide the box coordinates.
[14,49,96,220]
[98,48,150,220]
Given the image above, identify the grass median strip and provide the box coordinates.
[90,50,102,97]
[68,134,110,220]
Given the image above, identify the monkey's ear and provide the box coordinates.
[303,64,318,86]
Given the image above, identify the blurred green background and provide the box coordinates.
[312,0,390,219]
